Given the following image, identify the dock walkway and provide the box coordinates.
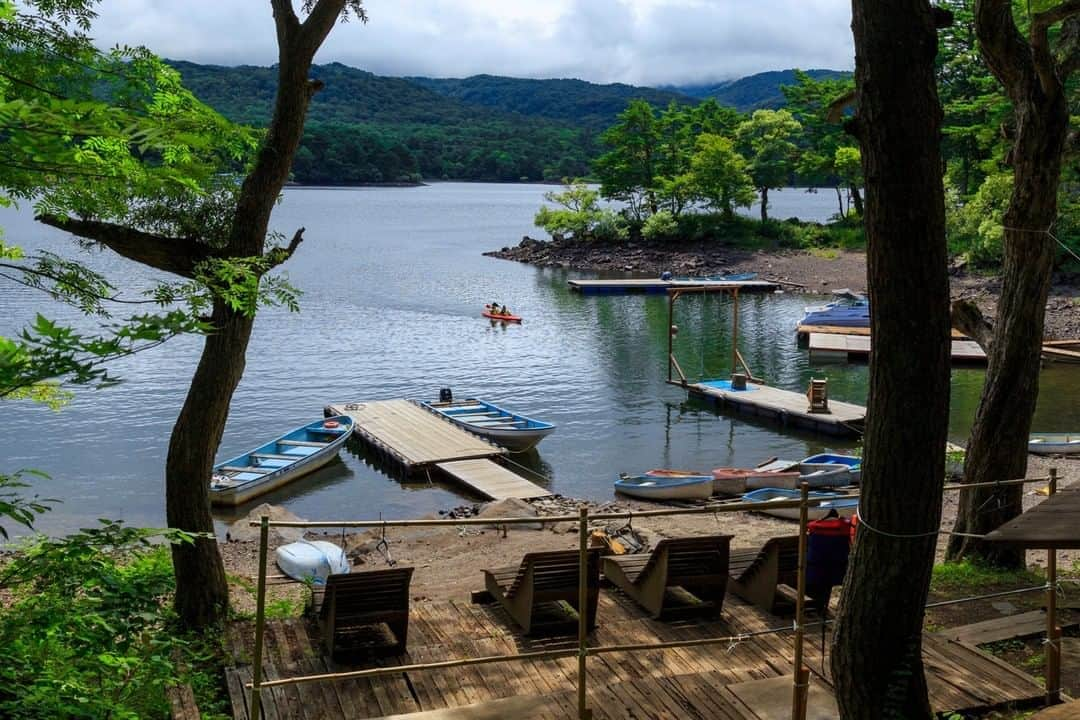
[225,591,1045,719]
[326,400,550,500]
[569,278,779,295]
[685,380,866,437]
[809,332,987,363]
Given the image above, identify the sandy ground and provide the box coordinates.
[221,454,1080,614]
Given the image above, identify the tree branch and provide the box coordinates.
[951,299,994,353]
[270,0,301,58]
[976,0,1034,102]
[1031,0,1080,95]
[36,214,213,278]
[1058,16,1080,78]
[266,227,305,268]
[297,1,348,61]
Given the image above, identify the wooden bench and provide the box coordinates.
[728,536,800,613]
[482,550,600,635]
[319,568,414,658]
[602,535,733,618]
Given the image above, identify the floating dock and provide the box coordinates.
[683,379,866,436]
[325,399,550,500]
[568,278,779,295]
[796,323,970,340]
[809,332,987,364]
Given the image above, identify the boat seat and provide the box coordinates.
[278,439,330,447]
[220,465,273,474]
[251,452,302,461]
[807,378,830,414]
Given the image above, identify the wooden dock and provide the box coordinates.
[225,589,1046,719]
[436,459,551,500]
[326,400,549,501]
[568,278,779,295]
[809,332,987,363]
[684,380,866,436]
[796,323,969,340]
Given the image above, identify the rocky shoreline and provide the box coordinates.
[486,235,1080,340]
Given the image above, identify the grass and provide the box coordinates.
[931,559,1043,594]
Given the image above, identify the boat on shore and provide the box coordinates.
[743,464,852,491]
[710,467,802,496]
[422,397,555,452]
[668,272,759,283]
[801,453,862,483]
[483,304,522,323]
[615,473,714,501]
[1028,433,1080,455]
[210,416,354,506]
[275,539,350,584]
[742,487,858,521]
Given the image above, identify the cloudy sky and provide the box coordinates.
[89,0,855,87]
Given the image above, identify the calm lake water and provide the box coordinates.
[2,184,1078,535]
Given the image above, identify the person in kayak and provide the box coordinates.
[489,302,502,314]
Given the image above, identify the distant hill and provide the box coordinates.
[406,74,694,130]
[168,60,851,184]
[676,69,852,111]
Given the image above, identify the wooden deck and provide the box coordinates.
[568,278,779,295]
[435,459,552,500]
[225,589,1046,719]
[808,332,987,363]
[326,400,505,473]
[797,323,969,339]
[985,487,1080,549]
[684,380,866,437]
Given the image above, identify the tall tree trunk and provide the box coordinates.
[836,185,845,217]
[759,186,769,222]
[167,0,353,628]
[831,2,951,718]
[947,0,1073,567]
[167,299,252,626]
[849,183,864,216]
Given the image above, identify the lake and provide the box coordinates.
[1,183,1077,535]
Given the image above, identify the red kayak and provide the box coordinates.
[483,305,522,323]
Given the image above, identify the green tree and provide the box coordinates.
[780,69,859,216]
[688,133,755,220]
[734,109,802,222]
[594,99,660,219]
[533,180,620,239]
[834,146,864,216]
[3,0,368,628]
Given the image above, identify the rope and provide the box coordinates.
[854,507,940,539]
[1001,223,1080,264]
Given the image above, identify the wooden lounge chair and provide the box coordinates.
[602,535,734,619]
[482,549,601,635]
[727,536,800,613]
[318,567,414,658]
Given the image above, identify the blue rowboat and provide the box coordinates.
[615,473,714,501]
[422,398,555,452]
[275,540,350,585]
[742,487,858,521]
[669,272,759,283]
[209,416,354,506]
[1028,433,1080,455]
[801,453,862,483]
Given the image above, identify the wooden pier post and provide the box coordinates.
[731,288,741,375]
[791,482,809,720]
[577,505,592,720]
[249,515,270,720]
[1046,467,1061,706]
[667,292,676,384]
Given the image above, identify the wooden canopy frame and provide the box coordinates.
[666,286,760,387]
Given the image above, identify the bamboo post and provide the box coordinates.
[791,482,809,720]
[1046,467,1060,706]
[668,291,675,383]
[577,505,592,720]
[731,288,740,375]
[249,515,270,720]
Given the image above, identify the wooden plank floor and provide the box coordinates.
[326,400,505,472]
[226,587,1046,719]
[797,323,969,339]
[809,332,987,363]
[687,381,866,437]
[435,459,552,500]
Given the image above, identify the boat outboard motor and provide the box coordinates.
[439,388,453,403]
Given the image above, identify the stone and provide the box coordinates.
[228,503,306,544]
[476,497,542,530]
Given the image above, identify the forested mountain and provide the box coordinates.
[677,69,852,110]
[170,61,849,185]
[406,75,692,130]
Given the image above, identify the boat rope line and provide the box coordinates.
[853,507,940,539]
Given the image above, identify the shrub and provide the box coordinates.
[0,522,228,719]
[641,210,678,242]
